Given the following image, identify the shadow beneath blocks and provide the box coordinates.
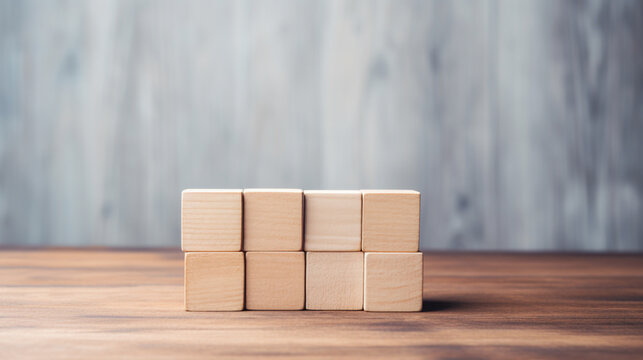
[422,299,477,313]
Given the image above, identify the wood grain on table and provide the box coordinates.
[1,249,642,359]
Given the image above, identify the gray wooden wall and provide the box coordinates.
[1,0,642,250]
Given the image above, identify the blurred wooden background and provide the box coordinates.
[0,0,641,250]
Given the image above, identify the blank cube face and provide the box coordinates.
[245,252,305,310]
[304,191,362,251]
[181,189,243,251]
[243,189,303,251]
[306,252,363,310]
[364,252,423,312]
[361,190,420,252]
[184,252,244,311]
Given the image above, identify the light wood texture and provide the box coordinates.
[243,189,303,251]
[2,249,643,359]
[306,252,364,310]
[184,252,244,311]
[181,189,243,251]
[2,2,643,252]
[304,190,362,251]
[361,190,420,252]
[245,252,305,310]
[364,252,423,312]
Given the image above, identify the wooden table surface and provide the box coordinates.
[1,249,642,359]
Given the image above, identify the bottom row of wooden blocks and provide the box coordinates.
[185,252,423,312]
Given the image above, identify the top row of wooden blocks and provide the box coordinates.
[181,189,420,252]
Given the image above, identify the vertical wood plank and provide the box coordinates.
[0,0,641,250]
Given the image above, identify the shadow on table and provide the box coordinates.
[422,299,476,312]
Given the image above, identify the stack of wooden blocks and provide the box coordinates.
[182,189,423,312]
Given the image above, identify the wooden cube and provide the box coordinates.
[306,252,363,310]
[184,252,244,311]
[245,252,305,310]
[181,189,243,251]
[304,191,362,251]
[364,252,423,312]
[361,190,420,252]
[243,189,303,251]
